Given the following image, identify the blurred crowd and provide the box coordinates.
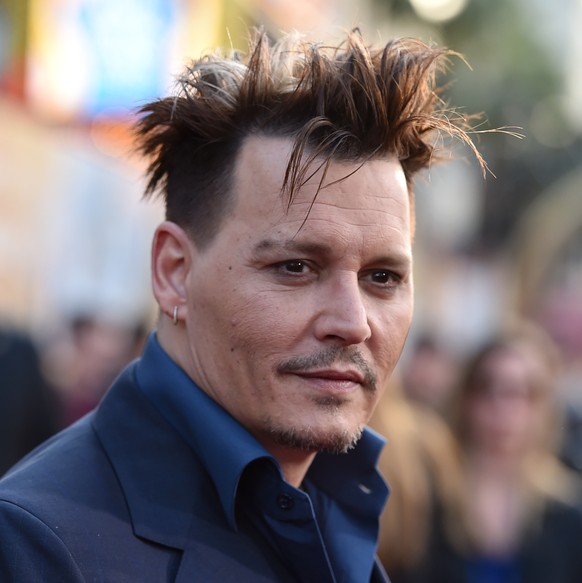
[370,320,582,583]
[0,317,147,475]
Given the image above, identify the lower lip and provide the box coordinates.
[293,374,361,394]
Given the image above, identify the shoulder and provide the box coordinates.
[541,494,582,534]
[0,415,116,582]
[0,497,85,581]
[0,413,125,521]
[519,494,582,583]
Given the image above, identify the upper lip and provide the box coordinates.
[292,369,364,384]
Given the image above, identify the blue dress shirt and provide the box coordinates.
[137,334,389,583]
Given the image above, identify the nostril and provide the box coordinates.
[312,277,371,344]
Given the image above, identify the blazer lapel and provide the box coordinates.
[93,368,203,549]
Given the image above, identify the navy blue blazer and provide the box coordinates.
[0,362,390,582]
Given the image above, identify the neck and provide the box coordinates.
[156,320,189,369]
[263,443,317,487]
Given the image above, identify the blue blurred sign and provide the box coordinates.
[77,0,176,115]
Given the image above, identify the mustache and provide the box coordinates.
[277,346,378,393]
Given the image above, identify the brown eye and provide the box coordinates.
[271,259,316,284]
[370,270,392,284]
[283,261,306,273]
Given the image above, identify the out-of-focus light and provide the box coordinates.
[409,0,468,23]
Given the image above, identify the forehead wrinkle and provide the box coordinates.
[289,195,408,211]
[279,206,411,243]
[289,215,410,239]
[286,195,410,220]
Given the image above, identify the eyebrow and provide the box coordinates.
[253,238,333,256]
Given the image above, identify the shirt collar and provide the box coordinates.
[135,333,388,529]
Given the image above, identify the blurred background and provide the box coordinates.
[1,0,582,496]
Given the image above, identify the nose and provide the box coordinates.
[313,274,372,346]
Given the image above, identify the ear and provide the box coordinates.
[151,221,195,322]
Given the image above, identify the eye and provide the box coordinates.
[371,270,398,284]
[271,259,316,283]
[363,269,403,289]
[282,260,307,273]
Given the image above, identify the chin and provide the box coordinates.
[266,421,364,454]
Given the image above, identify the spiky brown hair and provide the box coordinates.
[135,29,484,246]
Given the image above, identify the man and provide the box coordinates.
[0,30,482,582]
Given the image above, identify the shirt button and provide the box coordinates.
[276,494,294,510]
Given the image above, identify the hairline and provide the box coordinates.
[189,130,415,248]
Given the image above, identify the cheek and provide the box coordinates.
[226,292,300,358]
[372,302,413,365]
[465,400,491,435]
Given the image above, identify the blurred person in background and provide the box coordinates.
[0,327,59,476]
[0,29,485,582]
[369,375,464,583]
[43,315,149,428]
[400,333,459,415]
[419,322,582,583]
[540,289,582,475]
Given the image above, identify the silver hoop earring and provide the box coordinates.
[172,306,179,326]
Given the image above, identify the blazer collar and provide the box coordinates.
[93,365,200,549]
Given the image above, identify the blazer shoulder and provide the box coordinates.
[0,410,130,533]
[0,498,85,582]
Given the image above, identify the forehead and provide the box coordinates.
[231,135,411,240]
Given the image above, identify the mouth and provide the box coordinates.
[277,346,378,394]
[291,369,364,393]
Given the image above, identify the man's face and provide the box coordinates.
[182,136,414,455]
